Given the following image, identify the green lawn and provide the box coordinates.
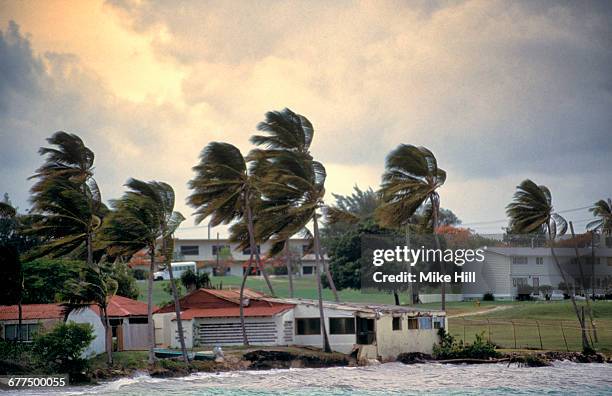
[136,276,612,353]
[137,275,406,307]
[447,301,612,353]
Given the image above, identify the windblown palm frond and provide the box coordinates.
[376,144,446,228]
[506,179,567,237]
[587,198,612,235]
[27,132,106,263]
[188,142,249,226]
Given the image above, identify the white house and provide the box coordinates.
[154,288,445,361]
[172,237,326,277]
[0,296,153,357]
[462,246,612,300]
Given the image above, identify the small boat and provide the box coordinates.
[153,348,216,361]
[194,351,216,361]
[154,348,186,359]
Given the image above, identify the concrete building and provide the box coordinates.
[172,237,326,277]
[154,288,445,361]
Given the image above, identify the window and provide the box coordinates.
[513,277,528,287]
[433,317,445,329]
[296,318,320,335]
[4,324,39,342]
[392,317,402,331]
[512,256,528,265]
[407,318,418,330]
[180,245,199,256]
[302,245,311,255]
[242,245,261,255]
[128,317,148,324]
[329,318,355,334]
[212,245,230,255]
[536,257,544,265]
[302,266,313,275]
[418,317,432,329]
[532,277,539,289]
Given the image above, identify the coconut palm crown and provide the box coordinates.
[376,144,446,228]
[506,179,567,237]
[587,198,612,236]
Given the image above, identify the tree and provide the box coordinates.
[110,260,140,300]
[187,142,272,346]
[506,179,590,351]
[32,322,94,380]
[587,198,612,236]
[376,145,447,309]
[180,269,211,292]
[103,179,187,363]
[249,108,335,351]
[60,260,117,364]
[28,132,105,266]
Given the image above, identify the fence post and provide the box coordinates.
[560,321,569,352]
[536,320,543,350]
[463,319,466,343]
[511,320,517,349]
[487,319,491,343]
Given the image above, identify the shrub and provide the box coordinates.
[112,262,140,300]
[32,322,94,379]
[433,328,499,360]
[132,269,147,280]
[482,293,495,301]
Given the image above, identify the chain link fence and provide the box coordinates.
[449,317,610,351]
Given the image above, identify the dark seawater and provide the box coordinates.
[9,361,612,395]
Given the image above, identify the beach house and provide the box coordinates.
[153,288,445,361]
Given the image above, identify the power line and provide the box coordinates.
[460,204,594,226]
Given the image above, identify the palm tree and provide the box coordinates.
[376,145,447,309]
[60,260,118,364]
[28,132,104,266]
[249,108,334,352]
[506,179,590,350]
[188,142,272,345]
[587,198,612,237]
[103,179,187,363]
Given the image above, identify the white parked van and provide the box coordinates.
[154,262,197,281]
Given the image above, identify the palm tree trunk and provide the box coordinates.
[285,239,294,298]
[569,222,597,343]
[147,247,156,364]
[313,213,339,302]
[547,223,590,350]
[240,251,254,345]
[17,300,22,343]
[102,306,113,365]
[430,195,445,311]
[86,232,93,267]
[312,212,331,352]
[165,238,189,363]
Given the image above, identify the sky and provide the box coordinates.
[0,0,611,237]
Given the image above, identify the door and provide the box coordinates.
[356,317,375,345]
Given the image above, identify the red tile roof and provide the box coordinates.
[154,288,294,320]
[0,304,64,321]
[176,304,294,320]
[91,295,154,317]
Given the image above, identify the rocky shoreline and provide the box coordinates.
[397,351,610,367]
[87,348,611,382]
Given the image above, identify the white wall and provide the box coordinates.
[292,304,356,354]
[375,314,443,361]
[174,238,310,262]
[67,308,105,357]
